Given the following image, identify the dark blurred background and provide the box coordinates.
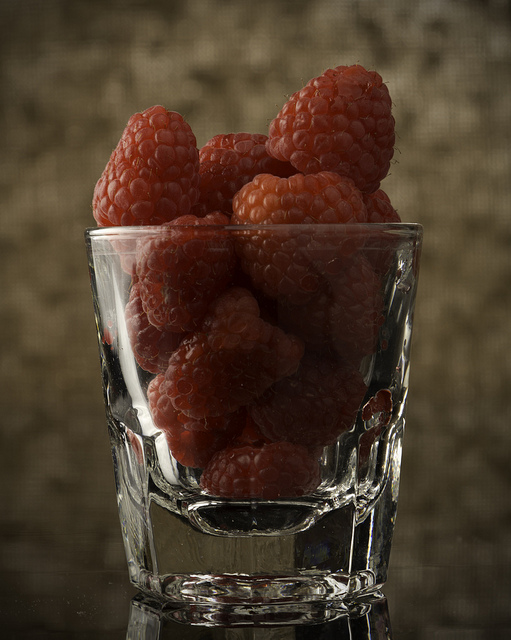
[1,0,511,635]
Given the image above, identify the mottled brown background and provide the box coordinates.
[1,0,511,634]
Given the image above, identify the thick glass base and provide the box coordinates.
[121,494,386,607]
[111,414,402,608]
[136,569,379,606]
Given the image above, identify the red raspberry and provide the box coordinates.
[232,171,367,226]
[267,64,395,193]
[164,287,304,418]
[125,282,185,374]
[250,353,367,447]
[148,374,245,468]
[278,252,384,364]
[363,189,401,223]
[195,133,296,216]
[329,253,385,362]
[135,212,237,333]
[92,106,200,226]
[200,441,321,499]
[232,172,368,304]
[361,388,393,425]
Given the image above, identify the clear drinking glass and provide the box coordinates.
[85,222,422,622]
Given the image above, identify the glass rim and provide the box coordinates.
[85,222,422,241]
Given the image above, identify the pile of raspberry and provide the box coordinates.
[92,64,400,500]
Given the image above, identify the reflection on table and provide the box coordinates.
[127,592,392,639]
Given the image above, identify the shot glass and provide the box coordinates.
[85,222,422,621]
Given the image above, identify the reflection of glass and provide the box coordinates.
[85,223,422,620]
[127,592,392,637]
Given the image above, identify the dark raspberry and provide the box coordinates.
[277,288,339,349]
[147,374,245,468]
[92,106,200,226]
[233,414,272,447]
[196,133,296,216]
[328,253,385,362]
[250,353,367,447]
[361,388,393,425]
[125,282,184,374]
[232,172,368,304]
[363,189,401,223]
[267,64,395,193]
[278,252,384,363]
[135,212,237,333]
[164,287,304,418]
[200,441,321,499]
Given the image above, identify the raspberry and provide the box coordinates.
[232,172,368,304]
[363,189,401,223]
[232,171,367,226]
[195,133,296,216]
[328,253,385,362]
[92,105,200,226]
[109,238,138,275]
[148,374,245,468]
[278,252,384,363]
[361,388,393,425]
[164,287,304,418]
[250,353,367,447]
[200,441,321,499]
[266,64,395,193]
[125,282,185,374]
[135,212,237,333]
